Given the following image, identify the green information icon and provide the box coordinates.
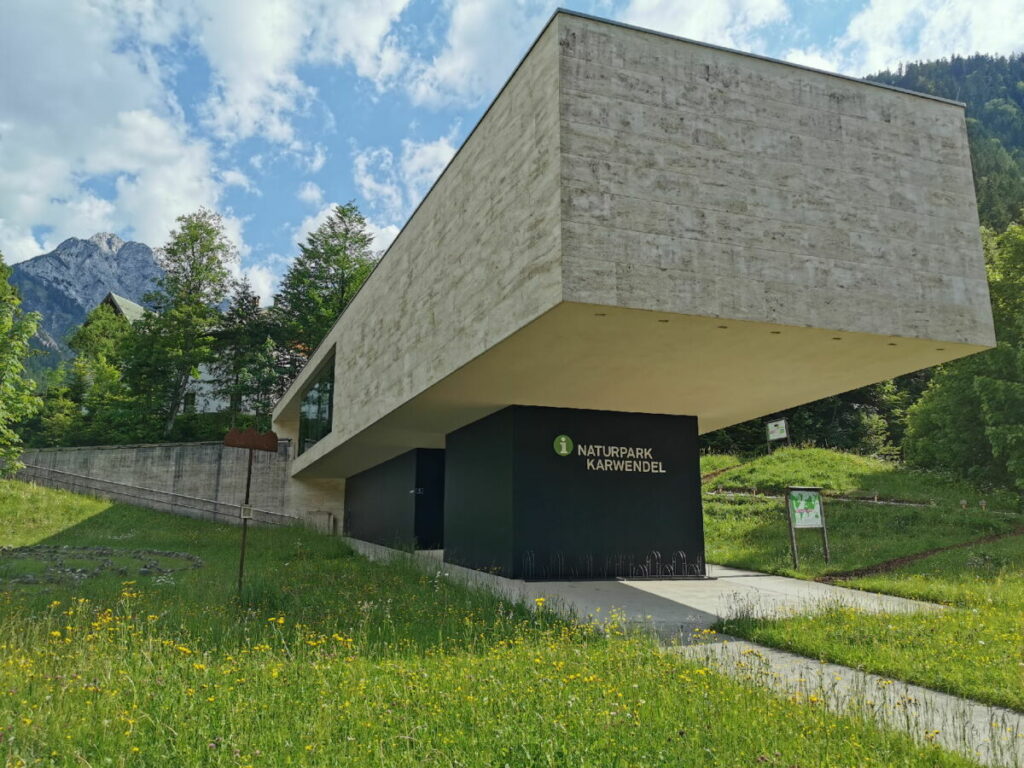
[553,434,574,456]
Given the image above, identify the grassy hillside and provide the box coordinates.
[701,448,1021,578]
[0,479,978,767]
[706,447,1018,506]
[703,448,1024,712]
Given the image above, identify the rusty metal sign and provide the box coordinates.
[223,428,279,453]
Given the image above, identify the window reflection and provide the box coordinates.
[298,358,334,456]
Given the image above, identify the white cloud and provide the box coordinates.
[838,0,1024,75]
[195,0,315,145]
[297,181,325,206]
[308,0,412,88]
[406,0,558,107]
[401,132,459,202]
[366,218,400,255]
[620,0,790,52]
[136,0,414,146]
[782,46,841,73]
[243,263,278,306]
[0,1,227,262]
[218,212,250,260]
[222,169,257,194]
[353,147,405,219]
[352,128,458,223]
[305,143,328,174]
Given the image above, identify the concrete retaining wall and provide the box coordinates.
[18,441,297,527]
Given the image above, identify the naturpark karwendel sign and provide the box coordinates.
[553,435,668,474]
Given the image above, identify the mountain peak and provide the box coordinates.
[87,232,126,253]
[10,233,164,369]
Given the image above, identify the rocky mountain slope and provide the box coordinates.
[10,233,163,368]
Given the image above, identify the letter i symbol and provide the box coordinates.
[553,434,574,456]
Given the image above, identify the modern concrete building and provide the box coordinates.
[272,10,994,578]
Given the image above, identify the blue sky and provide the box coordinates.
[2,0,1022,302]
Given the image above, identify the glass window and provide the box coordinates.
[298,357,334,456]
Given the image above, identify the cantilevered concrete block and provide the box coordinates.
[273,11,993,518]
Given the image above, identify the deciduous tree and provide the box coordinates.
[0,251,42,473]
[905,215,1024,486]
[123,208,235,438]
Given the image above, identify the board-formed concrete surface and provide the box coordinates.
[274,10,994,518]
[19,442,294,523]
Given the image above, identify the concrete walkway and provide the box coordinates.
[678,639,1024,768]
[347,540,1023,766]
[529,563,938,639]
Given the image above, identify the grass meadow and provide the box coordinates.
[0,479,980,767]
[703,448,1024,713]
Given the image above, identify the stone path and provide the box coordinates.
[348,540,1023,766]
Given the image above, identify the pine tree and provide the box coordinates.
[211,278,278,428]
[0,251,42,473]
[273,202,377,383]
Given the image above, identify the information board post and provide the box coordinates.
[223,428,279,598]
[786,486,830,569]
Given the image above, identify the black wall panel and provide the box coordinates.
[444,408,515,575]
[443,406,705,579]
[345,449,445,550]
[414,449,445,549]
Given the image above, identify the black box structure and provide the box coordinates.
[444,406,705,579]
[344,448,444,549]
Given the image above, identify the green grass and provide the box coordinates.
[703,494,1019,578]
[0,480,979,767]
[701,448,1024,712]
[703,447,1022,578]
[720,535,1024,712]
[699,452,741,477]
[708,447,1018,509]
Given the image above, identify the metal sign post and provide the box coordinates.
[786,486,830,569]
[223,428,278,598]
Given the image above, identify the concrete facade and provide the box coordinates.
[558,18,988,343]
[19,442,295,526]
[273,10,993,524]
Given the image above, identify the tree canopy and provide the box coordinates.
[273,202,377,372]
[0,251,42,473]
[123,208,236,438]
